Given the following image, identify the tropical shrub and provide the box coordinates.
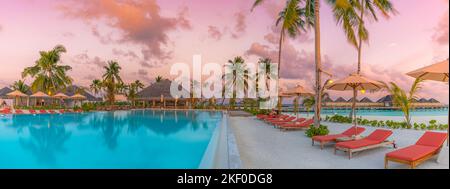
[325,114,448,131]
[305,125,330,138]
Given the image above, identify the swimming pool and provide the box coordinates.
[0,110,223,169]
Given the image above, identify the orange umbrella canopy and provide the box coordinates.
[407,59,449,82]
[326,73,385,91]
[30,91,50,98]
[284,85,314,96]
[6,90,28,97]
[71,94,87,100]
[53,93,69,99]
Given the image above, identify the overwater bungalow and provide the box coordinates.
[136,79,192,109]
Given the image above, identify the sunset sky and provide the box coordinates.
[0,0,448,103]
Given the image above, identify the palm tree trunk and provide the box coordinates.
[313,0,322,128]
[357,0,365,74]
[277,31,284,115]
[352,88,357,126]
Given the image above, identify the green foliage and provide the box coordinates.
[306,125,330,138]
[326,114,448,131]
[22,45,72,94]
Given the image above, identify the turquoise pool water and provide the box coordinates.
[0,110,223,169]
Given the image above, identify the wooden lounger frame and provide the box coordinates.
[335,140,397,159]
[278,125,310,131]
[312,139,336,150]
[384,147,442,169]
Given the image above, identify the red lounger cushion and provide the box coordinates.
[386,145,438,161]
[336,129,393,149]
[342,127,366,136]
[415,132,448,147]
[314,126,367,142]
[280,119,314,128]
[336,139,381,149]
[270,117,296,123]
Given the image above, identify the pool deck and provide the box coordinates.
[228,116,449,169]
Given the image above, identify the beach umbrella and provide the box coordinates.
[326,73,385,133]
[407,59,449,146]
[31,91,50,106]
[407,59,448,82]
[285,85,314,117]
[71,94,87,107]
[7,90,28,107]
[53,93,69,107]
[277,89,293,114]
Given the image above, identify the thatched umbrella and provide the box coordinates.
[71,94,87,107]
[326,73,385,129]
[53,93,69,107]
[285,85,314,117]
[7,90,28,107]
[277,89,293,114]
[31,91,50,106]
[407,59,449,146]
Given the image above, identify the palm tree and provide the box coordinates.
[275,0,313,76]
[22,45,73,94]
[133,80,145,92]
[254,0,377,127]
[223,56,248,109]
[11,80,30,94]
[126,80,145,106]
[302,96,315,117]
[257,58,278,91]
[155,76,163,83]
[116,82,129,94]
[90,79,103,96]
[102,61,123,105]
[328,0,395,74]
[384,78,423,128]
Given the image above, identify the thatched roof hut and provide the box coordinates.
[377,95,393,103]
[0,87,12,98]
[323,96,334,103]
[347,97,359,102]
[360,97,373,103]
[428,98,440,103]
[334,97,347,103]
[137,79,190,100]
[60,85,100,101]
[418,98,428,103]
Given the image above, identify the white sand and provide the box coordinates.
[229,116,449,169]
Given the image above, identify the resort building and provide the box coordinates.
[323,95,445,109]
[136,79,191,108]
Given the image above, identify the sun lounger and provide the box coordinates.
[268,116,297,124]
[1,109,12,114]
[39,110,48,114]
[385,131,448,169]
[273,118,306,127]
[29,109,37,114]
[335,129,395,159]
[312,126,366,149]
[59,110,65,114]
[14,110,24,114]
[48,110,56,114]
[264,115,290,122]
[278,119,314,131]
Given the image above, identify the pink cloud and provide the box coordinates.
[432,10,449,45]
[72,52,107,68]
[208,26,223,40]
[58,0,191,64]
[231,11,247,38]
